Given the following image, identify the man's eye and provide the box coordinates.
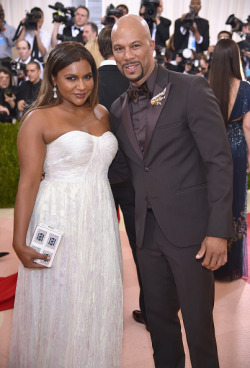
[132,44,140,48]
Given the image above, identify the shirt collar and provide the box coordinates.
[100,60,117,67]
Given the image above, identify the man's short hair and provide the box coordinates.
[17,40,31,49]
[217,30,232,40]
[117,4,129,15]
[27,61,41,70]
[76,5,89,18]
[31,7,43,15]
[98,24,113,60]
[85,22,98,35]
[0,66,12,78]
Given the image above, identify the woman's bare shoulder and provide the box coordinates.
[19,108,55,137]
[93,104,110,130]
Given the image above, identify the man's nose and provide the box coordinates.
[124,47,134,60]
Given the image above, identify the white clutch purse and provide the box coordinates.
[30,223,64,268]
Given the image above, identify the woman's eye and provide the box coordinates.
[66,76,76,81]
[83,74,93,80]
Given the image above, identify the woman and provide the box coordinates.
[209,39,250,281]
[8,42,123,367]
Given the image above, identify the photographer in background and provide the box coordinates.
[15,7,51,65]
[0,66,16,122]
[238,20,250,80]
[101,4,124,26]
[0,3,16,70]
[12,40,43,85]
[139,0,171,48]
[51,5,89,48]
[82,22,98,45]
[174,0,209,56]
[15,61,41,119]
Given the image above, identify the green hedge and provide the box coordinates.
[0,122,20,208]
[0,122,249,207]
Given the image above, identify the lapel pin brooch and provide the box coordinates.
[151,87,167,106]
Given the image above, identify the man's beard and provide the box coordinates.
[122,63,144,83]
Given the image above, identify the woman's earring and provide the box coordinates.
[53,85,57,99]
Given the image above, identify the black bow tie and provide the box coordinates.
[74,26,81,31]
[127,83,151,104]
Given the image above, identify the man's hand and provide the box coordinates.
[196,236,227,270]
[17,99,26,112]
[0,105,9,115]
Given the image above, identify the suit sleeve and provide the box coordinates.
[108,104,130,184]
[186,76,233,238]
[156,18,171,47]
[197,19,209,52]
[173,19,187,52]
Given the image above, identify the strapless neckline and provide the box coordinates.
[47,130,111,146]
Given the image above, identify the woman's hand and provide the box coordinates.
[13,243,49,269]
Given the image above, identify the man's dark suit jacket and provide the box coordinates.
[174,17,209,53]
[153,16,171,48]
[63,26,84,43]
[109,66,233,249]
[98,64,129,110]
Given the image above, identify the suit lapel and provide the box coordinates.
[144,78,171,155]
[121,93,143,159]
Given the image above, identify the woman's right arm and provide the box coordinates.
[13,112,49,269]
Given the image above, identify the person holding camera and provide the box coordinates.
[15,61,42,119]
[13,40,43,85]
[51,5,89,48]
[139,0,171,48]
[174,0,209,55]
[238,20,250,81]
[0,3,16,70]
[0,66,16,121]
[15,7,51,64]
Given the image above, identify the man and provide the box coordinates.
[140,0,171,48]
[110,14,233,368]
[206,30,232,63]
[14,40,43,84]
[16,61,41,118]
[82,22,98,45]
[97,25,147,327]
[0,3,16,70]
[238,21,250,80]
[174,0,209,54]
[0,66,16,121]
[51,5,89,48]
[16,7,51,64]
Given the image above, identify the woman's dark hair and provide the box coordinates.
[209,39,244,125]
[23,42,98,120]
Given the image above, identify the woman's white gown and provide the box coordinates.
[8,131,123,368]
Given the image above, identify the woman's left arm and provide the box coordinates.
[243,111,250,172]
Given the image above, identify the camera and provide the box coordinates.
[226,14,244,33]
[56,34,78,42]
[22,11,41,31]
[182,7,195,30]
[102,4,123,25]
[10,60,26,76]
[185,59,201,75]
[141,0,160,20]
[48,2,75,27]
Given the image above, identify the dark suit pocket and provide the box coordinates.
[176,183,207,194]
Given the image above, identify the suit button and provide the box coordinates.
[144,167,150,172]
